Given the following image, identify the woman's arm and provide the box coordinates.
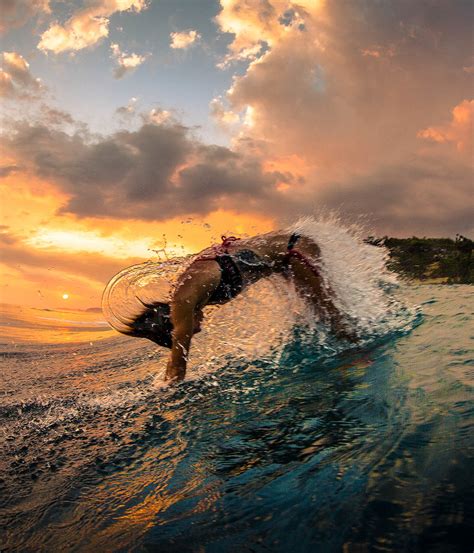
[165,263,221,382]
[165,298,195,381]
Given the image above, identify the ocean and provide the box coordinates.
[0,221,472,552]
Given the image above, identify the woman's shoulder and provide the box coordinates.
[241,230,290,250]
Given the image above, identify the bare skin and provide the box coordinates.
[165,231,353,382]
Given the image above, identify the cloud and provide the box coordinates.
[0,227,143,284]
[0,225,18,244]
[115,100,173,125]
[317,156,474,237]
[0,51,43,99]
[110,43,148,78]
[143,108,173,125]
[212,0,473,235]
[360,45,396,59]
[115,96,138,119]
[1,117,289,221]
[0,164,20,178]
[214,0,280,65]
[418,100,473,153]
[169,29,201,50]
[5,99,470,236]
[0,0,50,34]
[39,105,76,126]
[38,17,109,54]
[210,97,241,128]
[38,0,147,54]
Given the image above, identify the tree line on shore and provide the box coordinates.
[365,235,473,284]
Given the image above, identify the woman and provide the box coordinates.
[126,230,354,382]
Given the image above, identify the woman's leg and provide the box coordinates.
[287,238,354,340]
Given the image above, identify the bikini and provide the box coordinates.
[201,233,309,304]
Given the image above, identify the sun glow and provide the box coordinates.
[0,169,275,309]
[62,293,69,300]
[26,229,188,259]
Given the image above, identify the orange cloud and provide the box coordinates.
[216,0,325,67]
[213,1,473,235]
[0,51,43,99]
[262,154,310,176]
[110,43,148,78]
[170,30,201,50]
[217,0,472,178]
[360,44,396,59]
[38,0,147,53]
[418,99,473,153]
[210,97,241,128]
[361,48,381,58]
[217,0,283,65]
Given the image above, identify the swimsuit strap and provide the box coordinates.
[195,235,240,262]
[221,235,240,252]
[284,232,321,279]
[287,232,301,250]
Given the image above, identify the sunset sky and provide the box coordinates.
[1,0,473,309]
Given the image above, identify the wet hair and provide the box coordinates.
[131,302,173,348]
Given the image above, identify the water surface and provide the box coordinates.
[0,285,472,552]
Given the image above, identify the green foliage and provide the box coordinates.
[365,235,473,283]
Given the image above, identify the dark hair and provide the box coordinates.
[131,302,173,348]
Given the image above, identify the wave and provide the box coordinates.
[1,247,468,553]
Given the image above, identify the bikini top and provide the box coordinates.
[204,234,301,305]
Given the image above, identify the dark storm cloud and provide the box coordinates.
[178,144,281,211]
[3,111,472,236]
[2,119,284,220]
[317,156,474,237]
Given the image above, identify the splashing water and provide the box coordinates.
[102,215,415,381]
[289,216,399,329]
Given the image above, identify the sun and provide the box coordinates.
[62,293,69,300]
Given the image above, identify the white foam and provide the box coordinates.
[289,214,399,334]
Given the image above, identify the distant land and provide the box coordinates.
[366,234,473,284]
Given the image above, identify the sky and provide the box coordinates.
[0,0,473,309]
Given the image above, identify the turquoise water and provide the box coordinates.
[0,284,472,552]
